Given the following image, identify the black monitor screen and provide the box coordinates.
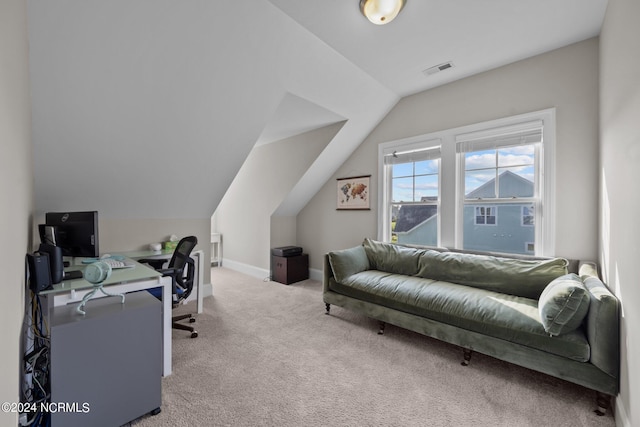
[43,211,99,258]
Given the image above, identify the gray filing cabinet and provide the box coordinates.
[50,291,162,427]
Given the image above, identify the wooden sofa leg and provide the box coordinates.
[594,392,610,416]
[378,321,386,335]
[325,303,331,315]
[461,348,472,366]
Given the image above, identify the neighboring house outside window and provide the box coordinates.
[378,109,556,256]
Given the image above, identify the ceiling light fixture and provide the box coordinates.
[360,0,406,25]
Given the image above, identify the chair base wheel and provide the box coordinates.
[191,331,198,338]
[189,317,196,323]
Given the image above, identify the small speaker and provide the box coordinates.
[38,243,64,284]
[27,253,52,294]
[38,224,58,246]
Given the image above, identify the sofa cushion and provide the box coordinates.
[330,272,590,362]
[538,274,591,336]
[363,238,423,276]
[328,245,370,282]
[416,250,568,299]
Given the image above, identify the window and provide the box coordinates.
[474,206,496,225]
[457,121,542,254]
[522,205,534,226]
[378,109,555,256]
[380,141,440,246]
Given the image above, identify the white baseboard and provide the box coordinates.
[616,397,630,427]
[309,268,322,282]
[221,258,271,281]
[220,258,322,283]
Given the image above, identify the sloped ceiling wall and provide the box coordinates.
[28,0,397,219]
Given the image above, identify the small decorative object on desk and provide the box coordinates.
[76,261,125,315]
[163,234,180,250]
[336,175,371,210]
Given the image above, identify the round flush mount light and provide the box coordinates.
[360,0,406,25]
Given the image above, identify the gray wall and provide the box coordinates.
[600,0,640,423]
[0,0,32,424]
[215,123,343,276]
[298,38,600,272]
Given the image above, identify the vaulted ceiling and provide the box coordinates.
[27,0,607,219]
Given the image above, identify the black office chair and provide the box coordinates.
[140,236,199,338]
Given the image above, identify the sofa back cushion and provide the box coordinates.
[363,238,423,276]
[416,250,569,299]
[328,245,370,282]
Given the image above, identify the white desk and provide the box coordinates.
[123,249,205,314]
[40,260,174,376]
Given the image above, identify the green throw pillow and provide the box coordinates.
[328,245,370,282]
[538,273,591,336]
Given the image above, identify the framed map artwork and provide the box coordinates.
[336,175,370,210]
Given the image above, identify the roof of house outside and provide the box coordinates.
[394,205,438,233]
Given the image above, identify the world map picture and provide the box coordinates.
[336,175,370,210]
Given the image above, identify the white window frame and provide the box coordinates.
[378,108,556,256]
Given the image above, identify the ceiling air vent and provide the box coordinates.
[423,61,454,77]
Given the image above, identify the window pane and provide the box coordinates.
[497,166,535,197]
[464,203,535,254]
[414,175,438,201]
[393,204,438,246]
[497,145,534,167]
[392,177,413,202]
[465,149,496,171]
[415,159,439,175]
[466,146,536,199]
[465,170,496,198]
[392,163,413,178]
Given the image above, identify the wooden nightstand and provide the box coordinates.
[271,253,309,285]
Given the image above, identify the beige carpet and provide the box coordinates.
[131,267,615,427]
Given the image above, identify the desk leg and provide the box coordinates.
[161,276,172,376]
[195,251,204,314]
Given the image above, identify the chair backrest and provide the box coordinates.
[168,236,198,298]
[168,236,198,271]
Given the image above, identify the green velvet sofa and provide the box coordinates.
[323,238,619,414]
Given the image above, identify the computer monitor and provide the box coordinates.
[41,211,100,258]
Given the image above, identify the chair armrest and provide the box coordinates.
[157,267,178,277]
[138,258,168,270]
